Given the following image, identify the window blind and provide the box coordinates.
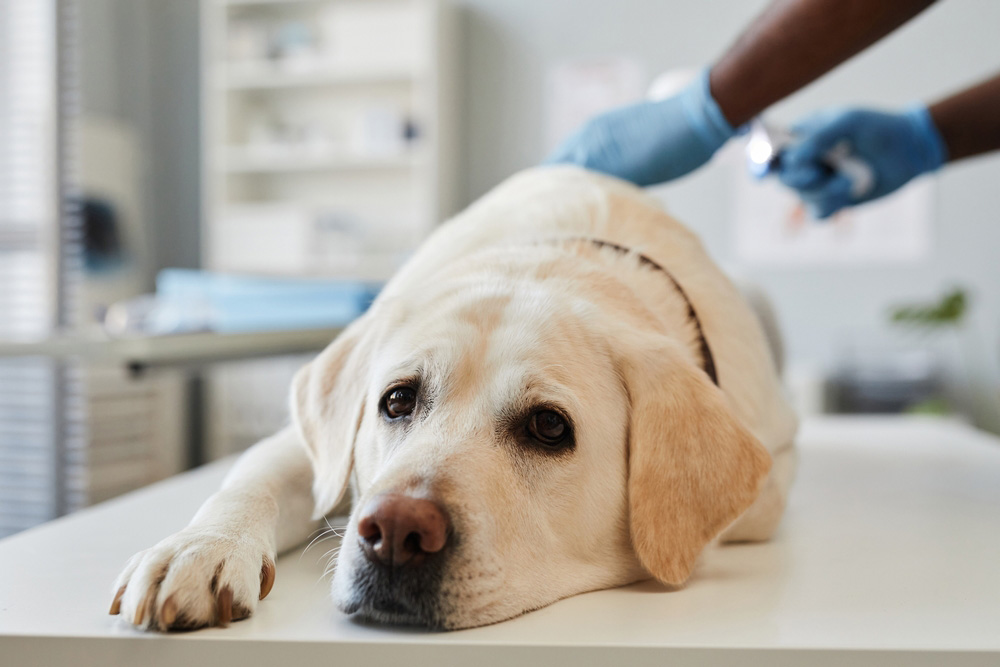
[0,0,84,537]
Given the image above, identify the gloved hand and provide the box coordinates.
[543,68,735,186]
[778,106,947,218]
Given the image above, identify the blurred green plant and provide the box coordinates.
[890,288,967,329]
[887,288,970,417]
[886,287,1000,427]
[905,398,951,416]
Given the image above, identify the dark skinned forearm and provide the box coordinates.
[929,72,1000,162]
[710,0,938,127]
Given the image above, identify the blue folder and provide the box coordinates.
[156,269,381,333]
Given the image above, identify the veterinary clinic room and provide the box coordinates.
[2,0,1000,663]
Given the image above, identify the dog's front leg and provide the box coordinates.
[109,426,322,631]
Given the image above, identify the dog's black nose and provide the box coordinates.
[357,494,450,568]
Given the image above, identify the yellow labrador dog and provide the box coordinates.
[110,167,797,631]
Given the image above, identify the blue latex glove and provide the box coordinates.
[779,106,947,218]
[543,69,735,186]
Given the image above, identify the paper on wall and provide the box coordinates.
[733,173,933,265]
[546,57,645,151]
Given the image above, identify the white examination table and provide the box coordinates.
[1,416,998,666]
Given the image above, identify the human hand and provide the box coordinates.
[543,69,735,187]
[778,106,947,218]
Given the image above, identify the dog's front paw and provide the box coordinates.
[109,527,275,631]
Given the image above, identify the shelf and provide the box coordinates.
[221,0,323,7]
[203,0,454,284]
[0,328,343,371]
[219,61,421,90]
[220,147,425,173]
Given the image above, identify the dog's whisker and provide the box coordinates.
[319,542,344,579]
[302,519,347,556]
[324,517,347,533]
[300,528,336,560]
[319,545,342,563]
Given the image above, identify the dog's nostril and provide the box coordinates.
[403,531,421,555]
[356,493,450,568]
[357,516,382,544]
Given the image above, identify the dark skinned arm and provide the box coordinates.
[929,72,1000,162]
[710,0,938,127]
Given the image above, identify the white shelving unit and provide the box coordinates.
[199,0,457,458]
[200,0,457,281]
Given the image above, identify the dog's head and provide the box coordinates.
[292,246,771,629]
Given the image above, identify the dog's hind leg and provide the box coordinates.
[719,441,797,543]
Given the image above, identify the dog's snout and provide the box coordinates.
[357,494,450,568]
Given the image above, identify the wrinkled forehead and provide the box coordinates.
[371,279,611,410]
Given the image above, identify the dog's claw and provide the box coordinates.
[260,557,275,600]
[233,602,252,621]
[217,586,233,627]
[160,595,177,628]
[134,590,151,627]
[138,584,162,627]
[109,585,125,615]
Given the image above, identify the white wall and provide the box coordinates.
[79,0,202,278]
[455,0,1000,428]
[145,0,203,273]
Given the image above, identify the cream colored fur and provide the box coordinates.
[110,167,797,631]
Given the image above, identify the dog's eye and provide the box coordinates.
[527,410,569,447]
[383,387,417,419]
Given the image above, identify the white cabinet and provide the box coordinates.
[201,0,457,280]
[199,0,457,457]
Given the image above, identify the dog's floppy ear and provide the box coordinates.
[291,317,372,518]
[622,336,772,586]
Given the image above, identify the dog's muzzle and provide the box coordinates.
[340,493,453,627]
